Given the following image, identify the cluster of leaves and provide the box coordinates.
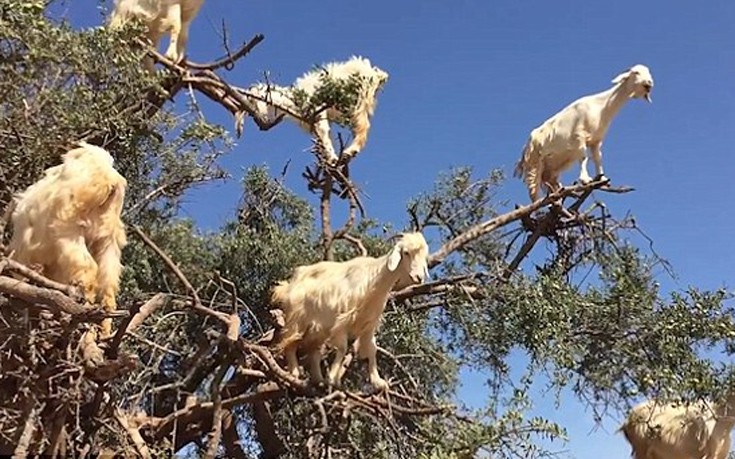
[290,70,368,127]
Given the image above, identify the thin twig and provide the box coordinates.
[184,35,265,71]
[130,226,233,330]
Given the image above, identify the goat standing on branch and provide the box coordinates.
[620,395,735,459]
[245,56,389,165]
[109,0,205,71]
[514,64,654,202]
[8,142,127,338]
[271,232,429,391]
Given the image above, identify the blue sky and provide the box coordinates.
[59,1,735,457]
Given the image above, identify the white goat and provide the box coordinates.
[8,142,128,338]
[109,0,205,71]
[620,396,735,459]
[514,64,654,202]
[271,232,429,391]
[245,56,389,164]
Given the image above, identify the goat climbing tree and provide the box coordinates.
[2,2,735,458]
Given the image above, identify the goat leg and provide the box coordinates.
[356,333,389,391]
[327,332,348,388]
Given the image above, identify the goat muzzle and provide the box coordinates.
[643,84,653,103]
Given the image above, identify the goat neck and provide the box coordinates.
[595,82,635,126]
[349,254,404,328]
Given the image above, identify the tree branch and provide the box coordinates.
[0,274,93,316]
[185,35,265,71]
[428,178,631,268]
[131,226,238,337]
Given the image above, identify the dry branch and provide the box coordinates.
[3,258,83,300]
[391,273,484,303]
[148,382,285,442]
[203,364,229,459]
[12,402,41,459]
[143,35,283,138]
[124,293,170,335]
[115,409,152,459]
[0,274,93,316]
[185,35,266,71]
[252,400,287,458]
[428,178,631,268]
[131,225,238,338]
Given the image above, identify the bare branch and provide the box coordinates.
[204,364,229,459]
[12,402,42,459]
[428,178,632,268]
[185,35,265,71]
[3,258,84,300]
[131,225,237,336]
[115,409,152,459]
[0,274,93,316]
[391,273,484,303]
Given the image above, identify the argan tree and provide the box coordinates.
[1,2,734,458]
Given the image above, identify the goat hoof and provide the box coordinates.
[370,378,390,393]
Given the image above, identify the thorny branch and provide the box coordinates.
[391,179,634,306]
[428,178,631,268]
[304,145,368,261]
[130,225,240,341]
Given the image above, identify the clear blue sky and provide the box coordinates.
[60,1,734,457]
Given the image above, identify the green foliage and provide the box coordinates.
[291,70,366,126]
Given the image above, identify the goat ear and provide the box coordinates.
[387,246,402,272]
[611,69,631,85]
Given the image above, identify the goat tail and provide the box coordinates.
[514,139,534,178]
[617,421,642,459]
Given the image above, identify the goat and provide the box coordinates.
[271,232,429,391]
[620,395,735,459]
[8,142,128,338]
[109,0,205,71]
[514,64,654,202]
[245,56,389,164]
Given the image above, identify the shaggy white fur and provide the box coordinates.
[8,142,127,337]
[271,232,429,391]
[620,396,735,459]
[245,56,389,164]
